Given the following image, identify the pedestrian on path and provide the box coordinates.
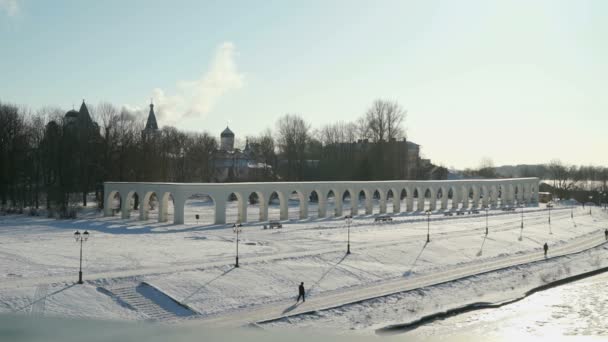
[604,228,608,241]
[297,282,305,303]
[543,242,549,257]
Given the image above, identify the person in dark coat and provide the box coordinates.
[543,242,549,257]
[605,228,608,241]
[297,282,305,303]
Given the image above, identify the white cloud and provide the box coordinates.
[0,0,19,16]
[131,42,244,125]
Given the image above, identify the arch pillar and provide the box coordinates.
[299,192,309,219]
[104,192,114,216]
[406,189,414,212]
[472,186,480,208]
[451,188,459,210]
[121,192,132,219]
[279,192,289,220]
[429,188,437,211]
[348,190,358,216]
[334,192,343,216]
[237,193,247,223]
[490,187,498,207]
[214,196,226,224]
[173,193,186,224]
[392,190,400,213]
[317,191,327,218]
[365,190,373,215]
[417,189,425,211]
[459,187,468,210]
[378,190,387,214]
[158,192,170,222]
[481,186,488,207]
[260,193,269,221]
[441,188,448,210]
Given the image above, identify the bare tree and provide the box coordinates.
[363,99,407,142]
[276,114,310,180]
[548,159,580,199]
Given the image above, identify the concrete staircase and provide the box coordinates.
[109,285,177,321]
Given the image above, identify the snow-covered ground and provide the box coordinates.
[0,200,607,334]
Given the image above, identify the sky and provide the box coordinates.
[1,0,606,169]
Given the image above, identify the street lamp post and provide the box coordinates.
[485,206,489,236]
[425,210,431,243]
[548,204,551,224]
[589,195,593,216]
[344,215,352,254]
[233,223,242,268]
[520,204,524,229]
[74,230,89,284]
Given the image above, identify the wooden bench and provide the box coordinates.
[374,215,393,222]
[267,221,282,229]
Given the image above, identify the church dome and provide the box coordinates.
[221,126,235,137]
[65,109,79,118]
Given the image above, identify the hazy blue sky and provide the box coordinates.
[1,0,606,169]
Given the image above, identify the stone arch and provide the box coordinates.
[288,190,308,220]
[400,189,410,212]
[359,189,372,215]
[268,191,287,221]
[184,193,216,225]
[140,191,158,221]
[342,189,355,216]
[309,190,322,218]
[106,190,121,216]
[121,190,138,219]
[437,187,448,210]
[413,188,422,212]
[448,187,458,210]
[420,188,432,211]
[374,189,387,214]
[386,188,400,213]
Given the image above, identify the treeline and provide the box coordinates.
[462,158,608,202]
[0,98,437,212]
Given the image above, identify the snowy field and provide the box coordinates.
[0,200,607,334]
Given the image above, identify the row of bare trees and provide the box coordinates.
[1,97,433,211]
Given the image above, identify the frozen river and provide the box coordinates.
[405,271,608,339]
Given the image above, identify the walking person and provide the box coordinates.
[604,228,608,241]
[297,282,305,303]
[543,242,549,257]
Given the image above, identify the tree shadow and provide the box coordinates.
[181,267,235,303]
[15,215,234,236]
[403,241,428,277]
[16,283,76,312]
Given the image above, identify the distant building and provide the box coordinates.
[326,138,442,180]
[142,102,159,137]
[212,127,271,182]
[64,100,99,132]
